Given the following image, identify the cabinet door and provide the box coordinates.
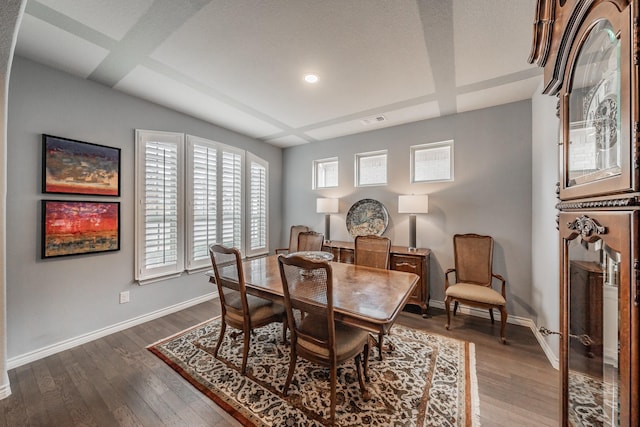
[391,254,424,301]
[559,2,635,199]
[559,211,638,426]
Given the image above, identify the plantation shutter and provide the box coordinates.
[221,150,243,248]
[186,137,217,269]
[135,130,184,282]
[246,154,268,257]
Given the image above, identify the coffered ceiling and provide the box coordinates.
[13,0,541,147]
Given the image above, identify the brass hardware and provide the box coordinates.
[539,327,593,347]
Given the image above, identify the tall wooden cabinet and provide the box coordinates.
[530,1,639,425]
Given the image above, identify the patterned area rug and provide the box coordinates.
[148,317,480,426]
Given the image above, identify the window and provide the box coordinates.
[355,150,387,187]
[313,157,338,189]
[246,153,268,257]
[411,140,454,183]
[136,130,269,283]
[135,130,185,283]
[186,135,245,271]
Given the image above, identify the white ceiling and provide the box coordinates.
[14,0,541,147]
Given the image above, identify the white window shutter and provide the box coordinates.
[186,136,218,269]
[246,153,268,257]
[135,130,184,282]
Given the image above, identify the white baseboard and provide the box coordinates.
[0,382,11,400]
[429,300,559,369]
[7,292,217,370]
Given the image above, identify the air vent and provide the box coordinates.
[361,115,386,125]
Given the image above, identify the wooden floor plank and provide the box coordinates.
[0,300,559,426]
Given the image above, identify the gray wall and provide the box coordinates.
[6,57,282,359]
[282,100,534,319]
[531,82,560,362]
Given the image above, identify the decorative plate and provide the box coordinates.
[346,199,389,238]
[289,251,334,262]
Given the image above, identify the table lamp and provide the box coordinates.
[316,198,339,242]
[398,195,429,250]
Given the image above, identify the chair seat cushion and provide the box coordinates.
[224,290,285,323]
[297,314,369,358]
[446,283,506,306]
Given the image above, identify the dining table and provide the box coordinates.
[212,254,419,337]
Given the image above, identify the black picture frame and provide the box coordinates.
[41,200,120,259]
[42,134,121,196]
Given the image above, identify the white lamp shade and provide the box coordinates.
[398,195,429,214]
[316,198,339,213]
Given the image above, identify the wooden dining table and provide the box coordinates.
[223,254,419,337]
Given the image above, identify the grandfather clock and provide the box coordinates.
[530,1,639,425]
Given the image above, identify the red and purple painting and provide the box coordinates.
[42,134,120,196]
[42,200,120,258]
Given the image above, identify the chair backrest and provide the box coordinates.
[288,225,310,253]
[354,235,391,269]
[297,231,324,252]
[453,233,494,286]
[278,254,335,360]
[209,244,249,318]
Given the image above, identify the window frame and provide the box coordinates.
[355,150,388,187]
[135,129,185,284]
[136,130,269,283]
[410,140,454,183]
[313,157,339,189]
[246,152,269,258]
[185,134,246,271]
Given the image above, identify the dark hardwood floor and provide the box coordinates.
[0,300,559,426]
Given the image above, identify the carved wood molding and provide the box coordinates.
[528,0,556,66]
[530,0,631,94]
[567,215,607,236]
[556,196,639,209]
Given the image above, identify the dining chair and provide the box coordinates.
[354,234,392,359]
[444,233,508,343]
[275,225,310,254]
[209,244,287,374]
[297,231,325,252]
[278,254,372,425]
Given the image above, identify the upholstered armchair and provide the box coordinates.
[444,233,507,343]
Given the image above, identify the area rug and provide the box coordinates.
[148,317,480,426]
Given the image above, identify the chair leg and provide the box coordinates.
[240,326,250,375]
[363,337,371,382]
[453,301,459,316]
[354,353,370,401]
[489,308,495,324]
[378,332,384,361]
[499,306,508,344]
[445,297,451,330]
[213,321,227,357]
[329,365,337,425]
[283,349,297,395]
[281,319,287,344]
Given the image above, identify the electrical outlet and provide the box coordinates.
[119,291,130,304]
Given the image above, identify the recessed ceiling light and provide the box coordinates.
[304,74,319,84]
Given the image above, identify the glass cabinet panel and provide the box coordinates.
[567,237,620,426]
[567,20,621,188]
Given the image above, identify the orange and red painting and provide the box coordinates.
[43,134,120,196]
[42,201,120,258]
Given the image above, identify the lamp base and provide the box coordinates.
[408,214,417,249]
[324,214,331,242]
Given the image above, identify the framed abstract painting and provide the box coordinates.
[41,200,120,258]
[42,134,121,196]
